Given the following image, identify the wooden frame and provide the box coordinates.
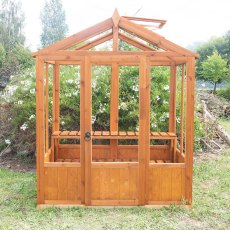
[34,9,198,207]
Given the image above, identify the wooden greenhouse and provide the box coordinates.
[33,10,198,207]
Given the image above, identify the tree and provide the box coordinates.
[0,0,32,89]
[201,51,229,93]
[40,0,68,47]
[0,0,25,52]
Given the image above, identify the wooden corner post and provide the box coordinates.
[36,57,45,204]
[185,57,195,205]
[138,56,150,205]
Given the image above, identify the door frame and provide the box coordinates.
[80,55,149,205]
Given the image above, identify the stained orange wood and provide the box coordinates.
[180,64,185,154]
[91,164,138,201]
[185,57,195,205]
[44,166,81,201]
[84,56,92,205]
[34,10,197,207]
[148,165,185,202]
[169,63,177,132]
[76,32,113,51]
[110,62,119,158]
[119,33,156,51]
[33,18,113,55]
[45,63,49,153]
[138,56,150,205]
[80,60,85,203]
[36,57,45,203]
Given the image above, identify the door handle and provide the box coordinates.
[84,132,91,141]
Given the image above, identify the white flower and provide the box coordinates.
[132,85,138,92]
[20,123,28,131]
[67,79,74,84]
[29,114,35,120]
[164,85,169,90]
[176,117,180,124]
[18,100,23,104]
[30,89,35,94]
[156,95,160,101]
[5,139,11,145]
[120,102,128,110]
[61,121,65,125]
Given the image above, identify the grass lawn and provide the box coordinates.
[0,152,229,230]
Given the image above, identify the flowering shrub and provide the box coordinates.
[0,64,204,155]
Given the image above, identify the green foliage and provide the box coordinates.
[0,0,32,87]
[217,84,230,100]
[0,43,6,67]
[2,63,205,153]
[201,51,229,93]
[40,0,68,47]
[0,0,25,52]
[11,44,34,70]
[4,67,36,154]
[196,31,230,77]
[150,66,170,132]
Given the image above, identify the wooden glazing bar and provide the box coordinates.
[52,63,60,132]
[110,62,119,159]
[45,63,49,153]
[180,64,185,154]
[169,63,177,132]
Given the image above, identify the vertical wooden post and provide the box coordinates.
[169,63,177,132]
[45,63,49,154]
[169,63,177,162]
[80,60,85,204]
[138,56,150,205]
[84,56,92,205]
[111,13,119,159]
[52,63,60,132]
[51,63,60,161]
[36,57,45,204]
[113,26,119,51]
[180,64,185,154]
[110,62,119,159]
[185,57,195,205]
